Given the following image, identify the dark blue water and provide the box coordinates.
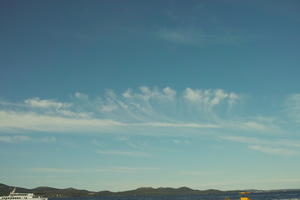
[50,191,300,200]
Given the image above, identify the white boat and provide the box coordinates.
[0,188,47,200]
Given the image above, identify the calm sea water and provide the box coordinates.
[50,191,300,200]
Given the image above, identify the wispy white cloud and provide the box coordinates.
[183,88,239,109]
[178,170,220,176]
[223,120,277,132]
[114,136,150,149]
[95,166,159,173]
[32,166,159,174]
[221,135,300,148]
[249,145,298,156]
[96,150,151,157]
[0,135,30,143]
[100,103,119,113]
[135,122,218,128]
[40,136,57,143]
[0,111,218,134]
[0,110,124,133]
[221,135,300,156]
[24,97,70,109]
[0,86,281,136]
[0,135,57,143]
[32,168,79,173]
[156,28,241,46]
[284,93,300,123]
[55,109,91,118]
[221,135,262,144]
[157,29,200,45]
[74,92,89,101]
[23,97,90,118]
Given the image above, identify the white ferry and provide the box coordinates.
[0,188,47,200]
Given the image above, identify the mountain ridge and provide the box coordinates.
[1,183,299,198]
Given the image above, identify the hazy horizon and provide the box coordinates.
[2,182,300,193]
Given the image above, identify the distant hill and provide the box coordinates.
[116,187,224,196]
[0,184,93,198]
[1,183,299,198]
[0,183,225,197]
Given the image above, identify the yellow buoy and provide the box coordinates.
[240,192,251,200]
[241,197,250,200]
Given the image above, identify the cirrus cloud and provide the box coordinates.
[0,86,279,137]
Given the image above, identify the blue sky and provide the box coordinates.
[1,0,300,191]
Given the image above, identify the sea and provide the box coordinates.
[50,190,300,200]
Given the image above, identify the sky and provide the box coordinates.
[1,0,300,192]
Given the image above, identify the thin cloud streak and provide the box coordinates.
[24,97,70,109]
[284,93,300,123]
[221,135,300,148]
[249,145,298,156]
[156,28,241,46]
[96,150,151,157]
[133,122,218,128]
[0,135,57,143]
[0,86,281,136]
[221,135,300,156]
[0,110,125,133]
[0,135,30,143]
[0,110,219,134]
[32,167,159,174]
[178,170,221,176]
